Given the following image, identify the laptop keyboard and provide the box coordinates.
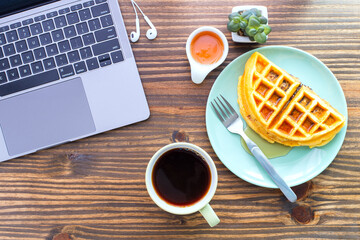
[0,0,124,97]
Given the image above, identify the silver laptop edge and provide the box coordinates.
[0,0,150,161]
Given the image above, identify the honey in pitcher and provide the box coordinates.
[190,31,224,65]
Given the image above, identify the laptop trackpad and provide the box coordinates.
[0,78,96,156]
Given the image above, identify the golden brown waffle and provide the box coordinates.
[238,52,346,147]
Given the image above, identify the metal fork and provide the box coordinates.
[211,94,297,202]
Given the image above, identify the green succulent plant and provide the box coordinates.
[227,8,272,44]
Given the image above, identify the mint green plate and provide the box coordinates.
[206,46,348,188]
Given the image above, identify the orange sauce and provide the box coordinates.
[190,31,224,65]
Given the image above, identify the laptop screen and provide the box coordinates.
[0,0,59,18]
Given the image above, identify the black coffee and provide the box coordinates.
[152,148,211,206]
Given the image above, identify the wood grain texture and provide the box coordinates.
[0,0,360,239]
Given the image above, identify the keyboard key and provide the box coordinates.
[88,19,101,31]
[79,8,92,21]
[98,53,111,67]
[59,7,71,14]
[30,23,43,35]
[34,47,46,60]
[42,19,55,32]
[55,54,68,66]
[35,15,46,22]
[0,26,10,33]
[6,30,19,43]
[51,29,64,42]
[46,44,59,56]
[43,57,56,70]
[0,34,6,45]
[79,47,92,59]
[91,3,110,17]
[10,22,21,29]
[0,47,3,58]
[22,19,34,26]
[76,22,89,35]
[21,51,34,64]
[82,33,95,45]
[54,16,67,28]
[92,38,120,56]
[95,26,116,42]
[0,59,10,71]
[58,40,71,53]
[70,37,83,49]
[31,61,44,74]
[39,33,52,45]
[100,15,113,28]
[15,40,28,53]
[59,65,75,78]
[9,54,22,67]
[18,26,31,39]
[67,50,80,63]
[59,7,70,15]
[0,72,7,84]
[0,69,60,96]
[74,61,87,74]
[96,0,107,3]
[46,11,58,18]
[83,1,95,7]
[7,68,19,81]
[64,25,76,38]
[66,12,80,25]
[19,64,31,77]
[86,57,99,70]
[3,44,16,56]
[111,50,124,63]
[71,4,82,11]
[27,36,40,49]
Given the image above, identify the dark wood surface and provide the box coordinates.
[1,0,360,239]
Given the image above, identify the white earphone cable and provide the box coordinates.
[131,0,146,17]
[131,0,138,18]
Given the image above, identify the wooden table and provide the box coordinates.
[1,0,359,239]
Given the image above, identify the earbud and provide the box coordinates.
[144,16,157,40]
[130,0,157,42]
[130,16,140,42]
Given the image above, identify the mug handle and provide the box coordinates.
[199,203,220,227]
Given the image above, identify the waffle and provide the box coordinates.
[238,52,346,147]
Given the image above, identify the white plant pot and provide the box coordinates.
[230,6,268,43]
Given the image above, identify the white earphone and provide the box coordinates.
[130,0,157,42]
[130,6,140,42]
[144,15,157,40]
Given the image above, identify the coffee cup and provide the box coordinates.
[145,142,220,227]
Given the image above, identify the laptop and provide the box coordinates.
[0,0,150,162]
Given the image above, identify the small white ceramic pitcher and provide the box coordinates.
[186,26,229,84]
